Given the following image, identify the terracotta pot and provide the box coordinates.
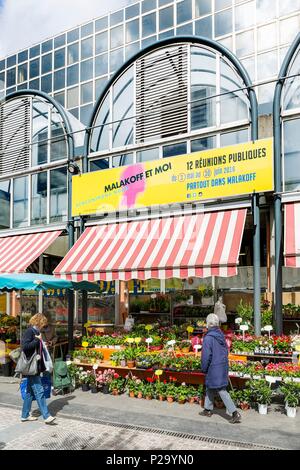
[137,392,143,399]
[240,402,250,411]
[129,391,135,398]
[159,395,165,401]
[127,360,135,369]
[145,396,152,400]
[112,389,119,396]
[188,397,195,404]
[167,396,174,403]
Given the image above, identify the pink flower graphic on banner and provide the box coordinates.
[120,164,146,209]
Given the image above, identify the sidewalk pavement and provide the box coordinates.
[0,380,299,450]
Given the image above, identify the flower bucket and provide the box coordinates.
[101,384,110,394]
[258,404,268,415]
[286,407,297,418]
[90,386,98,394]
[81,384,90,392]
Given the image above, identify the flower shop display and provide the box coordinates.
[78,369,96,392]
[245,380,273,415]
[109,375,125,395]
[280,383,300,418]
[96,369,119,393]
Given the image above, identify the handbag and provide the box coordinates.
[15,350,40,376]
[9,347,21,363]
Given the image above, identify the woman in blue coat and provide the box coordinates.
[201,314,241,424]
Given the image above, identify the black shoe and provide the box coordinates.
[199,409,213,417]
[229,411,241,424]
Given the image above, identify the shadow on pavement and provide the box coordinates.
[32,395,76,417]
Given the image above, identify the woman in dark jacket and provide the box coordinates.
[21,313,55,424]
[200,314,241,424]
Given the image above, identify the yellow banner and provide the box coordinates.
[72,139,274,216]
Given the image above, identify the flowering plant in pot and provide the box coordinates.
[96,369,118,394]
[124,347,137,368]
[78,369,95,392]
[109,375,125,395]
[246,380,272,414]
[143,381,155,400]
[165,383,177,403]
[176,383,190,404]
[179,340,191,353]
[125,375,142,397]
[280,383,300,418]
[155,381,167,401]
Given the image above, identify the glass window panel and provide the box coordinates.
[176,23,193,35]
[142,0,156,13]
[90,158,110,171]
[81,81,93,104]
[54,48,65,69]
[67,64,79,86]
[236,30,255,57]
[80,104,94,126]
[50,109,67,162]
[7,55,16,68]
[142,36,157,48]
[220,128,248,147]
[142,13,157,37]
[220,58,249,124]
[42,40,52,54]
[30,58,40,79]
[32,100,49,166]
[111,25,124,49]
[6,87,16,95]
[50,168,67,223]
[54,34,66,49]
[125,42,140,61]
[18,50,28,63]
[137,147,159,162]
[54,69,65,91]
[177,0,192,24]
[95,17,108,32]
[159,6,173,30]
[218,35,233,50]
[110,49,124,73]
[279,0,300,16]
[31,172,47,225]
[95,77,108,99]
[67,28,79,43]
[67,87,79,108]
[215,10,232,37]
[13,176,28,228]
[191,136,216,152]
[30,45,40,59]
[90,92,110,152]
[111,9,124,26]
[69,108,79,119]
[258,82,275,112]
[159,0,171,5]
[159,29,174,40]
[126,4,140,19]
[195,0,212,17]
[54,91,65,107]
[6,68,16,87]
[96,31,108,54]
[215,0,231,10]
[67,43,79,65]
[191,47,216,130]
[257,51,277,80]
[42,53,52,75]
[235,2,255,31]
[0,180,11,229]
[113,67,134,148]
[0,60,5,71]
[280,16,300,46]
[95,53,108,77]
[241,56,255,82]
[284,119,300,191]
[29,78,40,90]
[126,19,140,43]
[0,72,4,89]
[81,37,93,60]
[257,23,277,52]
[256,0,276,23]
[18,63,27,83]
[81,22,94,37]
[284,53,300,110]
[81,59,93,82]
[195,16,212,38]
[18,83,28,91]
[41,74,52,93]
[112,153,134,167]
[163,142,187,158]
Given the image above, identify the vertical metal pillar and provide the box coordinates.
[38,255,43,313]
[80,217,88,333]
[253,193,261,335]
[67,161,75,353]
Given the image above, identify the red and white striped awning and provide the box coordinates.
[284,202,300,268]
[54,209,246,281]
[0,231,62,274]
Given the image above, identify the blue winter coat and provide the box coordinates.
[201,327,229,389]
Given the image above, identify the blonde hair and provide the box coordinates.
[29,313,48,329]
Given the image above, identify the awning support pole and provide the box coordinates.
[67,220,75,354]
[253,193,261,336]
[79,217,88,333]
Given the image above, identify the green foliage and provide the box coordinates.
[261,310,273,327]
[236,300,254,324]
[245,380,272,405]
[280,383,300,407]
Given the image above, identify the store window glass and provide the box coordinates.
[142,13,156,37]
[42,40,52,54]
[31,172,47,225]
[163,142,187,158]
[67,43,79,65]
[126,19,140,43]
[50,167,67,222]
[30,58,40,79]
[90,158,110,171]
[191,136,216,153]
[284,119,300,192]
[126,42,140,60]
[112,153,134,168]
[50,108,67,162]
[137,147,159,162]
[126,3,140,19]
[18,50,28,63]
[30,45,40,59]
[279,0,300,16]
[96,31,108,54]
[95,17,108,32]
[54,91,65,107]
[54,34,66,49]
[95,77,108,99]
[13,176,28,228]
[90,92,110,152]
[113,67,134,148]
[0,180,11,230]
[142,0,156,13]
[176,23,193,35]
[80,104,93,126]
[0,72,4,89]
[7,55,16,68]
[79,291,115,325]
[177,0,192,24]
[220,128,249,147]
[111,9,123,26]
[191,47,216,131]
[215,9,232,37]
[81,22,93,38]
[32,100,49,166]
[111,25,124,49]
[220,58,248,125]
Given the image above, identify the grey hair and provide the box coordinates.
[206,314,220,329]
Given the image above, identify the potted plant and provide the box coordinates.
[143,382,154,400]
[165,383,177,403]
[109,375,125,396]
[124,347,137,368]
[199,285,215,305]
[176,383,190,404]
[78,369,93,392]
[247,380,272,415]
[280,383,300,418]
[179,340,191,354]
[155,381,167,401]
[96,368,117,394]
